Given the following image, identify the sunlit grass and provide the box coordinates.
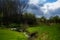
[0,28,27,40]
[27,24,60,40]
[0,24,60,40]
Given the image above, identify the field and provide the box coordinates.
[27,24,60,40]
[0,28,27,40]
[0,24,60,40]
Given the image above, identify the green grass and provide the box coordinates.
[0,24,60,40]
[0,28,27,40]
[27,24,60,40]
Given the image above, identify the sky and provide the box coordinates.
[25,0,60,18]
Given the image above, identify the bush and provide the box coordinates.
[9,23,20,28]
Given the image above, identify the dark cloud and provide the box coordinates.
[49,8,60,16]
[25,4,43,16]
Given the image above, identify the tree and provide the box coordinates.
[40,16,47,23]
[22,13,37,25]
[49,16,60,23]
[0,0,29,25]
[0,0,3,13]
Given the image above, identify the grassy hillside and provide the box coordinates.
[0,28,27,40]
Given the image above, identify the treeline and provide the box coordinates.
[0,12,60,27]
[37,16,60,24]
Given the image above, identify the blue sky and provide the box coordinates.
[46,0,57,3]
[25,0,60,18]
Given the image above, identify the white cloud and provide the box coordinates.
[28,0,60,18]
[29,0,39,5]
[29,0,46,5]
[41,0,60,14]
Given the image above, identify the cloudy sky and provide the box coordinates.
[25,0,60,18]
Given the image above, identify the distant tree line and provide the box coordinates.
[37,16,60,25]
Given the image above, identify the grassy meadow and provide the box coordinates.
[0,23,60,40]
[0,28,27,40]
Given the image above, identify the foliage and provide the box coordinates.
[9,23,20,28]
[49,16,60,23]
[0,0,29,25]
[22,13,37,25]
